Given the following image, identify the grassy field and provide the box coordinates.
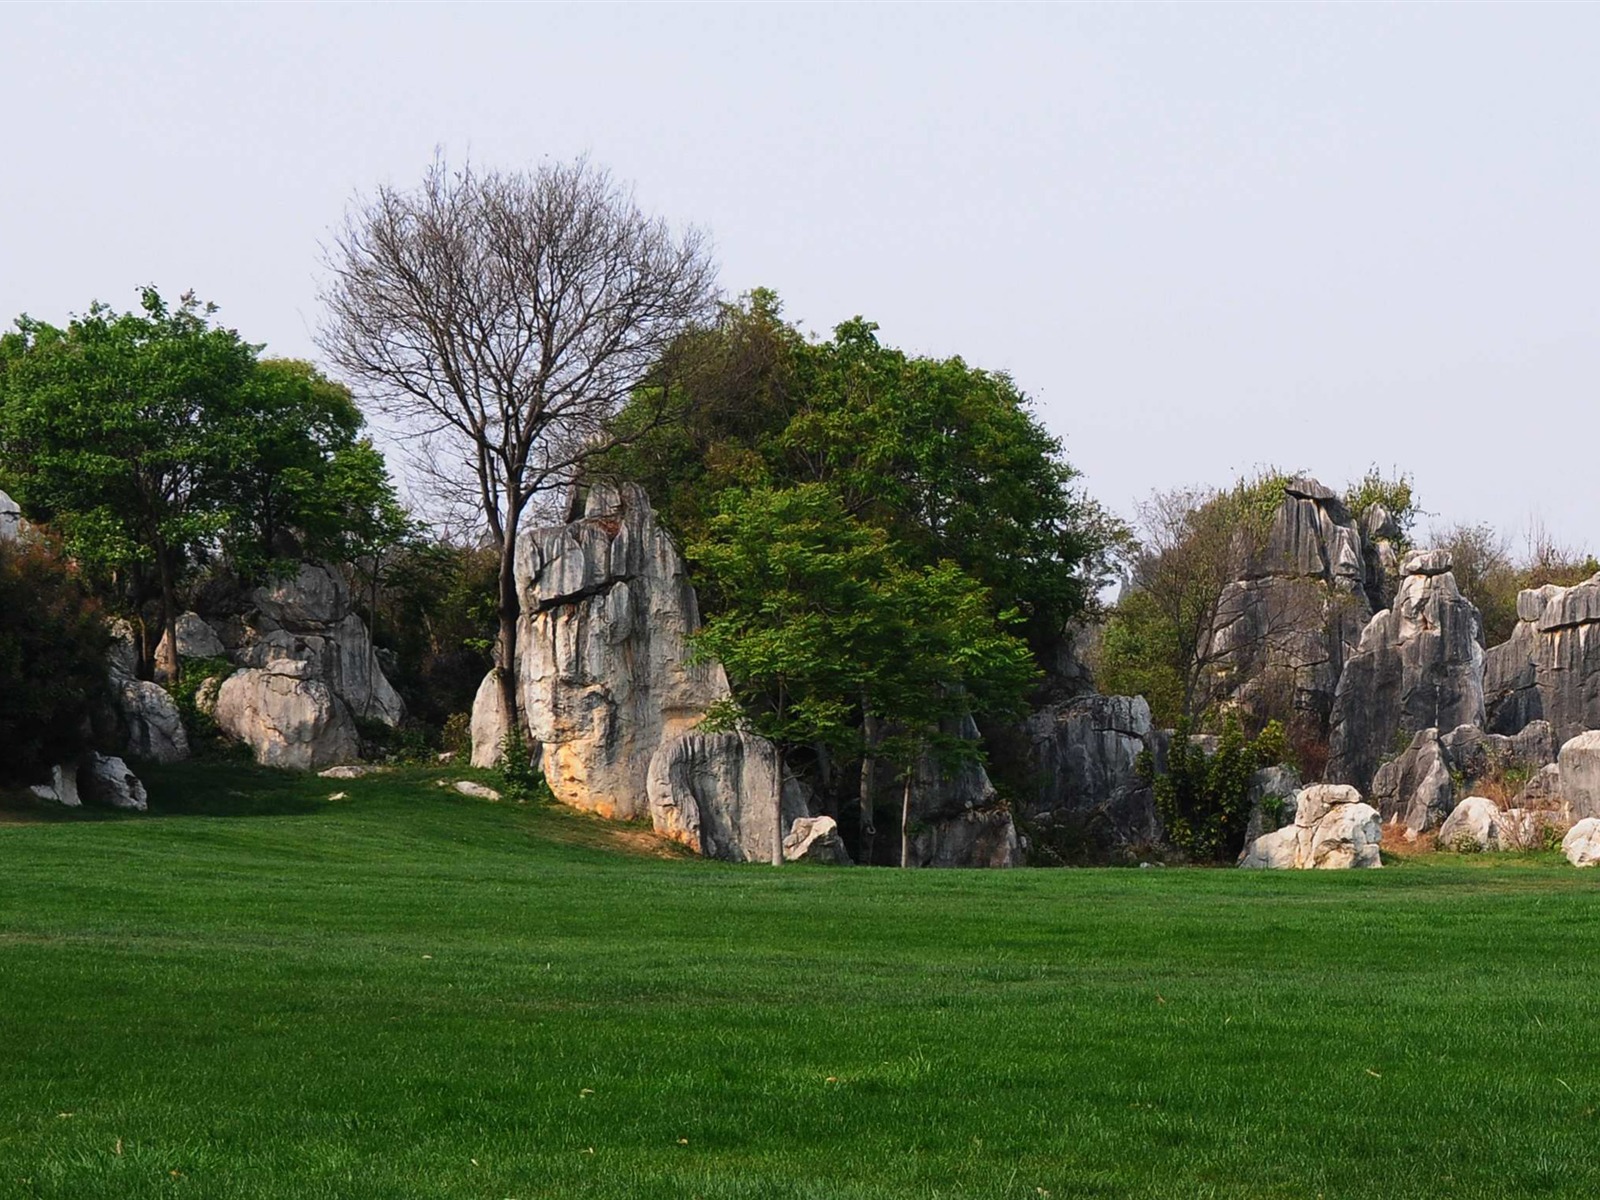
[1,763,1597,1199]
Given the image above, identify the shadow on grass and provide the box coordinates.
[134,758,331,819]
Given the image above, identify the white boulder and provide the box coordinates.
[29,763,82,808]
[469,670,515,769]
[1438,796,1535,852]
[212,668,359,771]
[80,753,149,812]
[1562,817,1600,868]
[1557,731,1600,820]
[1241,784,1383,869]
[783,815,853,865]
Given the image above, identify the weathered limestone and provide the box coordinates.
[1209,479,1374,725]
[1558,731,1600,820]
[468,670,515,769]
[1239,764,1303,850]
[1239,784,1383,869]
[1563,818,1600,867]
[1019,695,1161,848]
[647,731,810,863]
[1370,721,1559,835]
[80,753,148,812]
[171,611,227,660]
[907,808,1021,869]
[1327,552,1485,793]
[1438,796,1537,852]
[783,816,852,865]
[515,484,728,820]
[212,669,359,771]
[1485,575,1600,744]
[29,763,82,808]
[103,621,190,764]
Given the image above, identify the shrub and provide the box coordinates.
[170,655,234,747]
[1138,715,1287,862]
[0,536,110,783]
[496,725,550,804]
[441,711,472,760]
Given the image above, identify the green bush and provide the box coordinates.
[1138,715,1287,862]
[441,711,472,760]
[170,655,234,747]
[0,536,110,783]
[496,725,550,804]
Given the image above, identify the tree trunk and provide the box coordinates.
[772,754,785,867]
[858,710,879,865]
[900,771,915,869]
[154,546,180,686]
[495,515,522,729]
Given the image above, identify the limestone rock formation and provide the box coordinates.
[1209,479,1374,725]
[1326,551,1485,793]
[80,753,149,812]
[647,731,810,863]
[1018,695,1161,849]
[1486,574,1600,744]
[212,669,359,771]
[102,621,190,764]
[907,808,1021,869]
[171,611,227,660]
[513,483,728,820]
[783,816,853,865]
[1370,721,1558,835]
[1239,784,1383,870]
[468,671,515,769]
[1438,796,1537,852]
[1563,817,1600,868]
[1558,731,1600,820]
[1239,764,1303,850]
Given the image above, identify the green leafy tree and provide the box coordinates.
[0,296,408,680]
[609,293,1121,665]
[689,484,1037,865]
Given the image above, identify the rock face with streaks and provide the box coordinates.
[510,483,729,820]
[1239,784,1383,870]
[1484,575,1600,745]
[1018,695,1161,850]
[1326,551,1486,793]
[1369,721,1558,835]
[647,730,812,863]
[213,669,359,771]
[1209,479,1375,727]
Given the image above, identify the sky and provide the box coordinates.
[3,3,1597,553]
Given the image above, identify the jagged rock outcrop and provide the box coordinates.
[171,611,227,660]
[1210,479,1375,725]
[212,669,359,771]
[1019,695,1161,848]
[510,483,728,820]
[1563,818,1600,867]
[1326,551,1485,793]
[1370,721,1558,835]
[80,753,148,812]
[228,563,404,727]
[647,731,811,863]
[1485,574,1600,744]
[1239,784,1383,869]
[105,621,190,764]
[783,816,852,864]
[875,714,1019,868]
[1558,731,1600,820]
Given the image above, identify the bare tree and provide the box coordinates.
[319,155,719,723]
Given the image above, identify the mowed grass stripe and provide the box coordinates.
[1,762,1597,1198]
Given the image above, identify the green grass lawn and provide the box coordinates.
[1,762,1597,1199]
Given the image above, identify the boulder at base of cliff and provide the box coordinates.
[468,670,515,769]
[1563,818,1600,867]
[29,763,82,808]
[1240,784,1383,870]
[213,668,359,771]
[783,816,853,865]
[907,808,1021,869]
[647,731,811,863]
[1558,731,1600,820]
[80,753,148,812]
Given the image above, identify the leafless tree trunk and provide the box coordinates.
[319,155,718,726]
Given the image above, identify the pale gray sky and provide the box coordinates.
[3,3,1596,551]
